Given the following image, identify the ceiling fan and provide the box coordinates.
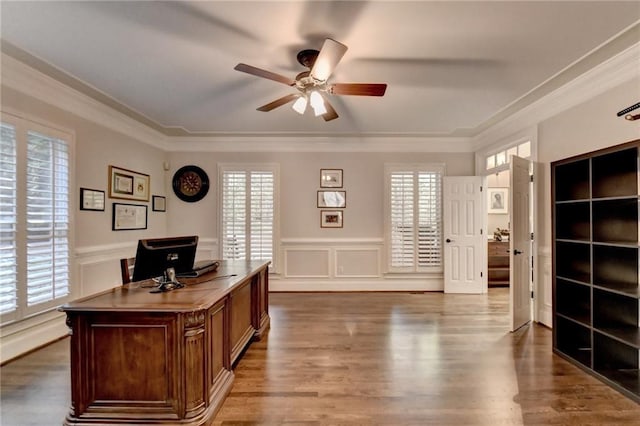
[234,38,387,121]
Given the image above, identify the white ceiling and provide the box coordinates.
[1,1,639,138]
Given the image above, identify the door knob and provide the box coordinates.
[446,238,453,243]
[513,249,523,255]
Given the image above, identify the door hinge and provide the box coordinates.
[531,290,534,299]
[530,232,534,240]
[480,229,483,235]
[530,175,534,182]
[481,271,483,278]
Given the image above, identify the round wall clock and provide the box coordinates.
[172,165,210,202]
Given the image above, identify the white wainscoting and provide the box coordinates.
[274,238,444,292]
[537,246,553,328]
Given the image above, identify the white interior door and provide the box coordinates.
[443,176,486,294]
[510,156,532,331]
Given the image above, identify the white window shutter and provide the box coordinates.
[250,171,274,261]
[390,172,415,268]
[388,166,443,273]
[0,123,18,314]
[26,131,70,305]
[221,168,276,263]
[417,171,442,268]
[221,171,247,260]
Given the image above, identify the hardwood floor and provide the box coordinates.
[2,288,639,425]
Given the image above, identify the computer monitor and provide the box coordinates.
[132,235,198,282]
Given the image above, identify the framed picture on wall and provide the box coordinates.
[321,210,343,228]
[317,190,346,208]
[112,203,148,231]
[488,187,508,214]
[320,169,343,188]
[152,195,166,212]
[80,188,105,211]
[108,165,150,202]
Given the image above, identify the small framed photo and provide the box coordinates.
[317,190,346,208]
[488,187,508,214]
[321,210,343,228]
[108,165,150,202]
[320,169,343,188]
[112,203,148,231]
[80,188,105,211]
[152,195,166,212]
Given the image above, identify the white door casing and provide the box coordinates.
[510,156,532,331]
[443,176,486,294]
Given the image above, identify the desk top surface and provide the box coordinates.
[61,260,269,313]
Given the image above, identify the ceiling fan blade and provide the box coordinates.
[322,98,339,122]
[328,83,387,96]
[310,38,348,81]
[234,63,295,86]
[256,94,300,112]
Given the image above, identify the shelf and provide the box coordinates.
[594,332,639,395]
[592,198,639,244]
[556,278,591,326]
[556,316,592,368]
[553,158,590,202]
[596,326,640,349]
[555,241,591,284]
[593,245,639,297]
[592,147,638,199]
[555,202,591,241]
[593,288,639,347]
[594,283,640,299]
[593,241,640,248]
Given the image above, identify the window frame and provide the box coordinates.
[384,163,445,274]
[1,111,75,325]
[217,163,279,272]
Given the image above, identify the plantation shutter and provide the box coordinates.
[221,171,247,260]
[417,171,442,268]
[388,166,443,272]
[249,171,274,261]
[390,172,415,268]
[0,123,18,314]
[26,131,70,305]
[221,168,275,262]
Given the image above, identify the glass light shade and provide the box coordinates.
[292,96,307,115]
[310,91,327,116]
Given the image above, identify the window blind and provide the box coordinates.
[221,171,247,260]
[26,131,70,305]
[249,171,274,261]
[388,168,442,271]
[0,124,18,314]
[221,169,275,263]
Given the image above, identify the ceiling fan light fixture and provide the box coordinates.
[292,96,307,115]
[310,91,327,116]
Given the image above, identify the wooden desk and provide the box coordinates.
[61,260,270,426]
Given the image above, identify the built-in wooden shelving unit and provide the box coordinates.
[552,139,640,403]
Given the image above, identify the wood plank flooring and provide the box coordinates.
[2,288,639,425]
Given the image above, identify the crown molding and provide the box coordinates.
[1,53,170,151]
[472,41,640,150]
[166,135,473,153]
